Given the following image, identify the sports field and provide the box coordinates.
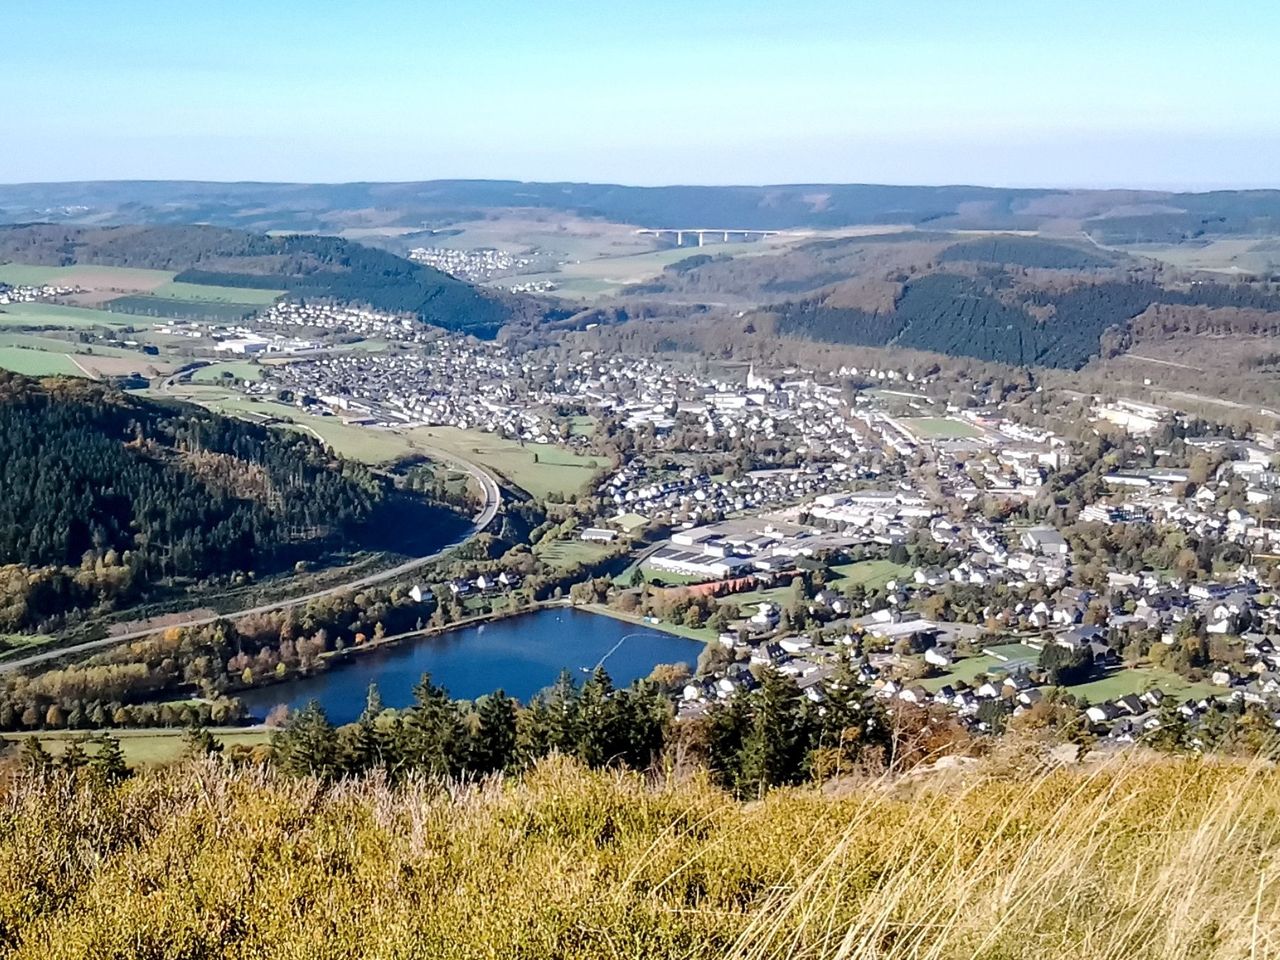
[899,417,983,440]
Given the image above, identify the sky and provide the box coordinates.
[3,0,1278,190]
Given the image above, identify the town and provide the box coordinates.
[165,304,1280,752]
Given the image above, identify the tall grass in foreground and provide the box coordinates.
[0,750,1277,958]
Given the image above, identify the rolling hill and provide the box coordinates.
[0,224,539,338]
[618,233,1280,370]
[3,180,1280,241]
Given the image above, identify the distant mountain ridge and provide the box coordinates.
[2,179,1279,239]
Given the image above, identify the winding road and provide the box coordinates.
[0,437,502,674]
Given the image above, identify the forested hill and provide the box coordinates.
[0,373,389,632]
[0,224,534,338]
[766,269,1280,370]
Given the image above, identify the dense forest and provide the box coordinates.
[937,235,1117,269]
[0,373,392,631]
[772,271,1280,369]
[0,224,530,337]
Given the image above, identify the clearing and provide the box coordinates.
[148,280,283,304]
[534,539,612,571]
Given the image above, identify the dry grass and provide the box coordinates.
[0,750,1277,957]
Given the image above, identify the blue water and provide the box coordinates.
[238,608,700,724]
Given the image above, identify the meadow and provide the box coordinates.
[0,301,140,329]
[500,236,803,300]
[0,263,174,290]
[0,751,1276,958]
[0,728,272,767]
[147,280,283,304]
[405,426,605,499]
[533,538,612,571]
[0,346,81,377]
[150,392,603,499]
[189,360,266,383]
[828,558,912,590]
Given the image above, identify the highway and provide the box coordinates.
[0,443,502,674]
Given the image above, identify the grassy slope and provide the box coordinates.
[0,302,142,329]
[0,752,1277,958]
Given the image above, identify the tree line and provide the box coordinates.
[268,661,899,798]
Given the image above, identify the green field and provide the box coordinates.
[502,238,801,300]
[149,280,284,304]
[190,361,266,383]
[829,559,912,591]
[0,332,142,361]
[899,417,983,440]
[155,388,605,499]
[0,346,81,376]
[568,414,596,437]
[0,301,140,329]
[919,654,1008,692]
[583,603,717,644]
[407,427,605,499]
[0,263,174,288]
[1,728,273,767]
[1067,667,1218,704]
[534,538,612,571]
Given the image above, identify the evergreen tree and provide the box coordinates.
[468,691,518,774]
[273,701,340,779]
[91,735,129,785]
[343,684,391,775]
[544,670,582,755]
[576,668,621,767]
[615,680,670,769]
[703,692,753,790]
[19,736,53,776]
[737,670,811,797]
[1150,699,1192,753]
[59,737,90,774]
[181,724,223,759]
[514,696,555,768]
[397,675,464,777]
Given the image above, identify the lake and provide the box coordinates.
[238,608,702,724]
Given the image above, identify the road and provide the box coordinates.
[0,434,502,674]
